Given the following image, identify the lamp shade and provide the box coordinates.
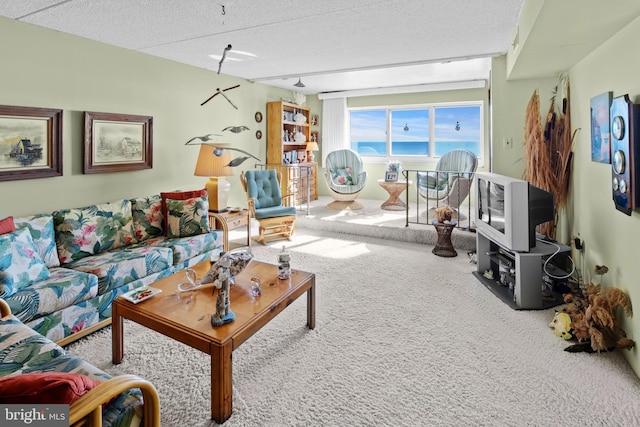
[306,141,319,152]
[193,144,233,177]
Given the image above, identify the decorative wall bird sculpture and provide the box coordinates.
[222,125,250,134]
[185,135,261,167]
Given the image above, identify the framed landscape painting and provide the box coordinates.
[590,92,612,163]
[84,111,153,174]
[0,105,63,182]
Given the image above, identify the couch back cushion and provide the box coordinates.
[13,213,62,268]
[0,228,51,297]
[0,372,101,404]
[53,199,137,264]
[0,216,16,235]
[130,194,164,241]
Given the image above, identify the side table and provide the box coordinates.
[208,209,250,252]
[377,179,412,211]
[432,220,457,257]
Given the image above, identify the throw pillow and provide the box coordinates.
[160,189,207,234]
[13,214,62,268]
[0,372,101,404]
[53,200,137,264]
[131,194,164,241]
[0,216,15,235]
[331,167,354,185]
[0,228,51,298]
[165,195,210,238]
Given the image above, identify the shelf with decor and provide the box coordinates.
[266,101,318,204]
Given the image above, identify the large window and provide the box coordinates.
[349,102,482,161]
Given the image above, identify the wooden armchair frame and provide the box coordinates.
[0,299,161,427]
[240,170,296,244]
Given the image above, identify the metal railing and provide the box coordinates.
[402,169,476,231]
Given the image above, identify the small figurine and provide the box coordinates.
[211,252,236,326]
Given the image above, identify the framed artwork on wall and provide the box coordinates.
[0,105,63,182]
[84,111,153,174]
[591,92,612,163]
[311,114,319,127]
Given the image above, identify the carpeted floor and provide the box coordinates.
[66,228,640,426]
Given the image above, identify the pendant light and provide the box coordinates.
[293,77,306,88]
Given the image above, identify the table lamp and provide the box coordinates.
[306,141,319,162]
[194,144,233,212]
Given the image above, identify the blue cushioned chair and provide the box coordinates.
[240,169,296,244]
[417,149,478,219]
[324,148,368,210]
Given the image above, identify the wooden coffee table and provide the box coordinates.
[112,260,316,423]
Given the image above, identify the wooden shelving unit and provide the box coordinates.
[266,101,318,204]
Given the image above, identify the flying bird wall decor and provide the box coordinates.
[222,125,250,134]
[201,84,240,108]
[185,135,261,167]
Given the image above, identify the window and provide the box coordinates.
[349,102,482,161]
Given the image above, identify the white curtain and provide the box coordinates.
[321,97,348,168]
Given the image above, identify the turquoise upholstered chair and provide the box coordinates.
[240,169,296,244]
[417,149,478,219]
[324,148,368,209]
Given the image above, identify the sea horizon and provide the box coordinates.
[351,141,479,157]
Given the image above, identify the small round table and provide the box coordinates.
[432,220,458,257]
[377,179,412,211]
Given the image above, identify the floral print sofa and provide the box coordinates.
[0,191,222,344]
[0,299,160,426]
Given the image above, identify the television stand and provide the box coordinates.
[473,231,571,310]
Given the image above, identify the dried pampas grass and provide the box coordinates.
[523,74,577,238]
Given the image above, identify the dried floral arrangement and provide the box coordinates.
[434,205,454,223]
[523,74,578,238]
[556,265,634,353]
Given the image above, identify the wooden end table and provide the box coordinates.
[377,179,412,211]
[208,209,250,251]
[112,260,316,424]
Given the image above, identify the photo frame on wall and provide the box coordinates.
[591,92,613,163]
[84,111,153,174]
[0,105,63,182]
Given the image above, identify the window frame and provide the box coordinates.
[348,100,485,166]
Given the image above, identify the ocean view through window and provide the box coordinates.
[349,103,482,160]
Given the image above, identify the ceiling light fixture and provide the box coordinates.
[293,78,305,88]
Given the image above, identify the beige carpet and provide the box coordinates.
[66,228,640,426]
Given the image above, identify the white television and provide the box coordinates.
[475,172,554,252]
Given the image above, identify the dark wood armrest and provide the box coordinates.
[0,299,11,319]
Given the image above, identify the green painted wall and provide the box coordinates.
[0,16,300,217]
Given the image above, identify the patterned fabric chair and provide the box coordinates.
[324,148,368,210]
[240,169,297,244]
[417,149,478,219]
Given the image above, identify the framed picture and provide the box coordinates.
[310,132,318,142]
[0,105,62,182]
[311,114,319,127]
[590,92,612,163]
[84,111,153,174]
[385,172,398,182]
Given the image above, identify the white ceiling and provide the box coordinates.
[2,1,638,95]
[0,0,524,95]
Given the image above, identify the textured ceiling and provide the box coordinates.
[6,1,637,95]
[0,0,524,94]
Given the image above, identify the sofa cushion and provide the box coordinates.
[0,216,15,235]
[65,245,173,295]
[165,196,210,238]
[0,228,51,298]
[130,194,164,241]
[331,167,354,185]
[0,372,101,404]
[140,231,222,265]
[4,267,98,324]
[53,199,137,264]
[160,189,207,232]
[14,213,61,268]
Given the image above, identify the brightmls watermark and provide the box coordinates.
[1,405,68,426]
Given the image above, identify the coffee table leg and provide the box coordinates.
[112,302,124,364]
[307,276,316,330]
[211,341,233,423]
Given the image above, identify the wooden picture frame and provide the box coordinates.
[84,111,153,174]
[0,105,63,182]
[311,114,319,127]
[590,92,612,164]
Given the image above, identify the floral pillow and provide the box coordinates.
[14,214,61,268]
[0,228,51,297]
[160,189,208,233]
[165,195,211,238]
[53,200,137,264]
[131,194,164,241]
[331,167,354,185]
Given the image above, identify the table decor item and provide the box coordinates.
[278,246,291,279]
[122,286,162,304]
[211,252,235,326]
